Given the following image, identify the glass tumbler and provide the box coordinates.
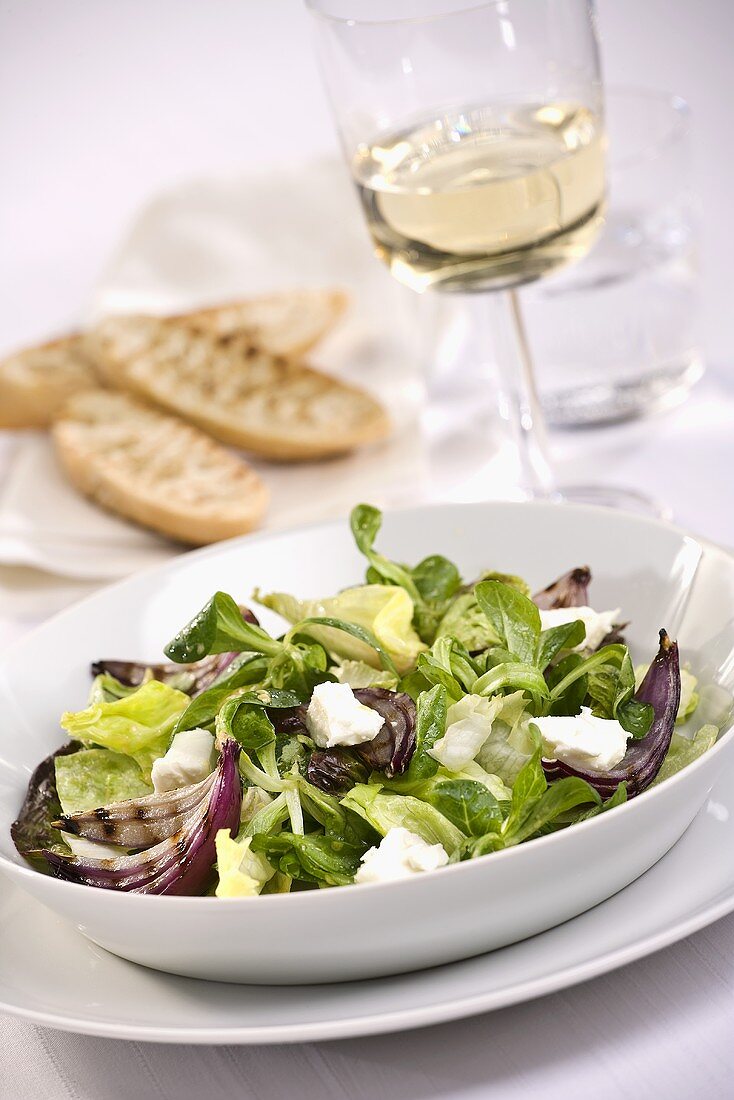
[524,88,702,426]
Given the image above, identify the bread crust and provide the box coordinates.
[52,391,268,545]
[0,334,99,429]
[87,315,390,461]
[174,288,349,357]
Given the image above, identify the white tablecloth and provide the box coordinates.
[2,0,733,1096]
[1,915,732,1100]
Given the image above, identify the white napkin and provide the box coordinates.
[0,161,426,579]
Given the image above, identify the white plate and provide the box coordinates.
[1,502,733,985]
[1,750,732,1044]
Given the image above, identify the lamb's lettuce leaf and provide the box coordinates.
[172,653,269,734]
[250,831,365,887]
[165,591,280,663]
[59,680,189,780]
[426,779,503,837]
[349,504,461,643]
[474,580,541,665]
[536,620,587,669]
[401,683,447,782]
[504,774,601,845]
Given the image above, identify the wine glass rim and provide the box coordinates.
[304,0,544,28]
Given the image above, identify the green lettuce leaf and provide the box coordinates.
[341,784,464,854]
[256,584,425,674]
[59,680,189,780]
[214,831,275,897]
[332,659,399,690]
[652,724,718,786]
[435,592,499,652]
[55,748,152,814]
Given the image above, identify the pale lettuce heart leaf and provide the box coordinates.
[455,760,512,802]
[214,830,275,898]
[652,724,718,786]
[429,692,525,772]
[430,690,530,786]
[331,658,399,691]
[55,748,152,815]
[255,585,426,674]
[341,784,464,855]
[59,680,189,781]
[474,694,537,787]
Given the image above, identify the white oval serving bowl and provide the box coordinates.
[1,501,733,985]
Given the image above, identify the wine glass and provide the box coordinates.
[305,0,660,514]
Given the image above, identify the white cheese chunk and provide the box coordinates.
[305,681,384,749]
[354,827,449,885]
[533,707,629,772]
[151,728,215,794]
[539,605,621,651]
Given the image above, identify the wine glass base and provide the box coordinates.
[547,484,673,521]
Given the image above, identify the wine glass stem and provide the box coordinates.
[489,288,556,498]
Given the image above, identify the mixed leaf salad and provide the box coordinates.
[12,505,719,896]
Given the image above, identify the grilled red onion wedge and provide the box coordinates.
[542,630,681,798]
[53,769,218,848]
[352,688,417,777]
[43,739,242,894]
[533,567,591,610]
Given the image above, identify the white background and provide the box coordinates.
[1,0,733,362]
[1,2,733,1097]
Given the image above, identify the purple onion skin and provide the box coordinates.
[352,689,416,777]
[533,567,592,610]
[43,740,242,895]
[542,630,681,798]
[91,607,260,696]
[270,706,309,737]
[307,748,369,794]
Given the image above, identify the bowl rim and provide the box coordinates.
[1,499,732,908]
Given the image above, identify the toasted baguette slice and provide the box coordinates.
[0,334,99,429]
[52,391,268,545]
[88,316,390,461]
[175,288,348,357]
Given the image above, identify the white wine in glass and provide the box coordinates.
[307,0,663,515]
[353,102,606,292]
